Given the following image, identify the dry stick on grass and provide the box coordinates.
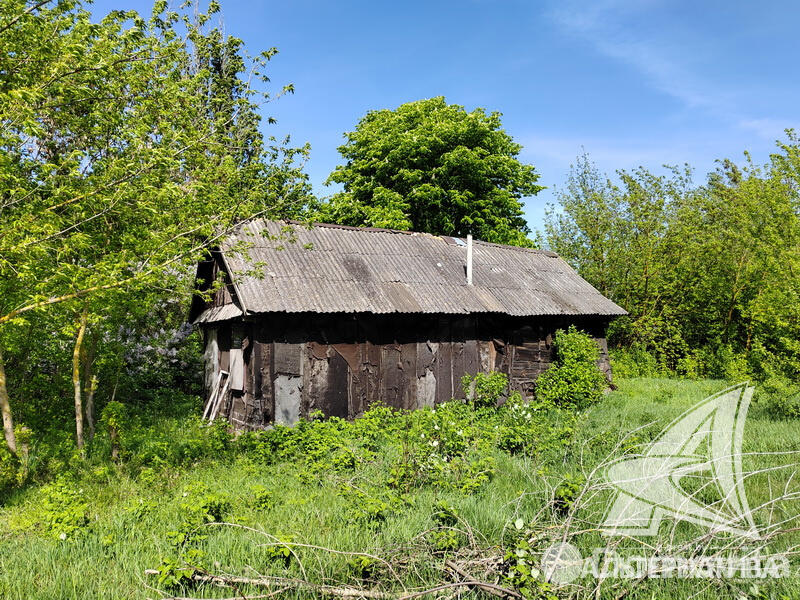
[444,559,521,599]
[144,570,392,599]
[201,521,407,590]
[159,593,290,600]
[144,569,522,600]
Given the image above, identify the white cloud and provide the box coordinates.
[546,0,790,140]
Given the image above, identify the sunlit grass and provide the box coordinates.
[0,378,798,599]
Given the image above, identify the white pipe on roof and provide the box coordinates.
[466,234,473,286]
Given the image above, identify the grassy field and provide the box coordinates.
[1,378,799,600]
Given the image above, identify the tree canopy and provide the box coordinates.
[545,142,800,379]
[317,97,542,246]
[0,0,312,452]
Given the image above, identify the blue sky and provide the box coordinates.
[91,0,800,232]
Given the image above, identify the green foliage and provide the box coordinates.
[250,485,275,511]
[5,378,800,599]
[502,520,558,599]
[0,0,313,453]
[552,473,584,516]
[462,371,508,407]
[263,536,295,567]
[347,554,380,580]
[536,327,607,409]
[33,479,89,540]
[0,445,22,496]
[317,97,542,245]
[155,554,197,589]
[100,401,128,435]
[756,377,800,419]
[546,145,800,381]
[495,392,574,455]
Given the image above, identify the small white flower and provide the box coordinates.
[434,424,439,430]
[432,440,439,447]
[59,533,67,541]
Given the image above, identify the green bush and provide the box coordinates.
[756,376,800,419]
[0,445,21,497]
[609,345,660,378]
[536,326,607,409]
[462,371,508,407]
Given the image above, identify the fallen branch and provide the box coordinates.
[144,567,522,599]
[444,560,521,599]
[144,570,391,599]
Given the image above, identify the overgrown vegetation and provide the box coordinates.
[0,0,312,456]
[546,150,800,382]
[536,326,608,409]
[1,377,798,599]
[1,1,799,599]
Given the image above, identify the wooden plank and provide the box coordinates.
[364,341,381,411]
[381,344,402,407]
[229,349,244,391]
[349,343,367,418]
[259,342,273,424]
[304,343,326,415]
[325,349,349,418]
[416,342,437,408]
[450,342,466,399]
[399,343,417,410]
[463,339,480,378]
[274,342,302,376]
[435,342,453,403]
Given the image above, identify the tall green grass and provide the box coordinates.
[0,378,798,599]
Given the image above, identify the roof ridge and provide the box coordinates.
[269,219,557,257]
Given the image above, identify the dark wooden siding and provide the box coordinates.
[204,313,613,429]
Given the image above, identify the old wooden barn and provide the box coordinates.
[190,219,626,428]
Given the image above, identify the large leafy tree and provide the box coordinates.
[317,97,542,246]
[0,0,312,452]
[545,143,800,376]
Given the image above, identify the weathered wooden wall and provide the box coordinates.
[203,313,613,430]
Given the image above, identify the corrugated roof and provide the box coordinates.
[193,303,244,324]
[207,219,626,320]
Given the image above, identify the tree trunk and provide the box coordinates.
[73,307,88,452]
[110,425,120,462]
[0,348,17,455]
[85,376,97,443]
[83,330,98,443]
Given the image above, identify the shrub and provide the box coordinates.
[695,344,752,381]
[756,377,800,419]
[0,446,21,497]
[250,485,275,510]
[462,371,508,408]
[609,346,660,379]
[536,326,607,409]
[39,478,89,539]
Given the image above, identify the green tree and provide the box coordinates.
[0,0,311,451]
[545,143,800,378]
[317,97,542,246]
